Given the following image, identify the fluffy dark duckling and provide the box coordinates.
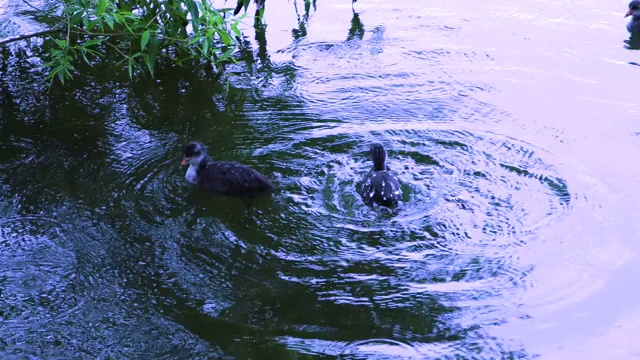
[359,143,402,208]
[626,0,640,34]
[180,142,272,195]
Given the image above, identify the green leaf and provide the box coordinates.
[80,51,91,65]
[143,54,154,77]
[202,38,209,55]
[219,31,232,46]
[46,67,58,80]
[231,23,241,38]
[104,13,114,29]
[96,0,107,16]
[212,12,223,26]
[70,12,83,27]
[122,21,134,35]
[219,47,234,61]
[128,59,134,79]
[84,38,104,46]
[84,48,102,57]
[185,0,200,31]
[115,12,135,34]
[56,69,65,84]
[140,30,151,51]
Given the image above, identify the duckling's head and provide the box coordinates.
[627,0,640,19]
[369,143,387,171]
[181,142,207,166]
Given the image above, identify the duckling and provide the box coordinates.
[180,142,272,195]
[359,143,402,208]
[627,1,640,34]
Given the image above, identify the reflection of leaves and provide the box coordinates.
[347,10,364,42]
[234,0,252,15]
[293,0,316,25]
[291,21,307,41]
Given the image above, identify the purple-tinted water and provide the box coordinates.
[1,0,639,358]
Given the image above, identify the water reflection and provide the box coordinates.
[293,0,317,25]
[347,10,365,42]
[2,0,640,358]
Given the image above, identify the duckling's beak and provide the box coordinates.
[180,157,189,166]
[626,9,634,17]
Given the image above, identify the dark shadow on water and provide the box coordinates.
[182,186,276,227]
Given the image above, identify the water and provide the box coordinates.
[1,0,640,358]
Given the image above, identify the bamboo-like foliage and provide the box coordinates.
[46,0,246,85]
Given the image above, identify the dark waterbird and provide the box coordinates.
[359,143,403,209]
[626,0,640,34]
[180,142,272,195]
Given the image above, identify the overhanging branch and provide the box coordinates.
[0,28,62,46]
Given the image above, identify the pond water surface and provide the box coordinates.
[1,0,640,359]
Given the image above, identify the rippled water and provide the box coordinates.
[1,0,640,358]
